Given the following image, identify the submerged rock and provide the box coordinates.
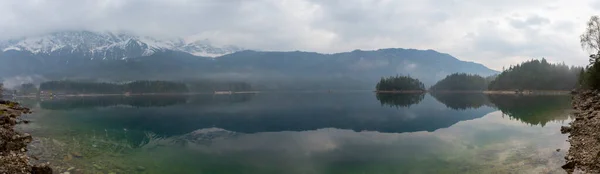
[93,164,103,170]
[63,154,73,161]
[31,164,52,174]
[560,126,572,134]
[70,151,83,158]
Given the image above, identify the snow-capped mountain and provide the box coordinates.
[0,31,244,60]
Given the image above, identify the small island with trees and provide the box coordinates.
[375,75,425,93]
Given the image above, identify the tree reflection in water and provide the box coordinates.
[375,93,425,108]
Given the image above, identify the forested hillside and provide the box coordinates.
[0,47,497,90]
[488,59,582,90]
[429,73,488,91]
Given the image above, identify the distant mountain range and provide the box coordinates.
[0,31,243,58]
[0,31,498,90]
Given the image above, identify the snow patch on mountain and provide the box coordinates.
[0,31,244,59]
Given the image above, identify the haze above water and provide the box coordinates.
[15,93,572,174]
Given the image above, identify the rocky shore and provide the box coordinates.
[0,100,51,174]
[562,90,600,173]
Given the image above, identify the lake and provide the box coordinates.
[14,92,572,174]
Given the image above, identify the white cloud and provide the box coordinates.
[0,0,596,70]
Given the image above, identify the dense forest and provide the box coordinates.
[39,81,188,94]
[375,75,425,91]
[31,80,253,95]
[429,73,488,91]
[488,59,582,90]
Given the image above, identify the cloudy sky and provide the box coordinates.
[0,0,597,70]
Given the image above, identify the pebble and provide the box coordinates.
[63,154,73,161]
[136,166,146,171]
[67,167,75,171]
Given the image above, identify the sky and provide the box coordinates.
[0,0,598,70]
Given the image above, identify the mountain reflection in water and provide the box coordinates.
[16,92,572,174]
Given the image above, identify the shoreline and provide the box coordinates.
[6,90,574,98]
[561,90,600,173]
[0,100,51,173]
[9,91,262,98]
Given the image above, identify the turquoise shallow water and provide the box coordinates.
[15,93,571,174]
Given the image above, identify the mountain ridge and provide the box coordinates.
[0,31,244,59]
[0,31,498,90]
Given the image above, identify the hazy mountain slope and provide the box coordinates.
[0,31,498,90]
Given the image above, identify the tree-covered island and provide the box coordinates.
[375,75,425,93]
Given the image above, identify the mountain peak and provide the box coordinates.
[0,31,244,59]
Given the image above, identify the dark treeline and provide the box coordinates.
[429,73,488,91]
[375,93,425,108]
[488,59,582,91]
[33,80,253,95]
[40,80,188,94]
[380,59,582,92]
[375,75,425,91]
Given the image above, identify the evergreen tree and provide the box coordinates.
[429,73,488,91]
[488,59,582,90]
[375,75,425,91]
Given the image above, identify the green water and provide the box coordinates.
[15,93,572,174]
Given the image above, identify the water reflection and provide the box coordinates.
[15,92,572,173]
[39,94,255,109]
[24,93,495,136]
[430,93,492,110]
[428,93,573,126]
[375,93,425,108]
[487,94,572,126]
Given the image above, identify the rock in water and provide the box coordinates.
[562,161,575,170]
[136,166,146,171]
[560,126,572,134]
[31,164,52,174]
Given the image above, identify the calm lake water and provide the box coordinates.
[14,92,572,174]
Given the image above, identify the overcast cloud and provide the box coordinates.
[0,0,596,70]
